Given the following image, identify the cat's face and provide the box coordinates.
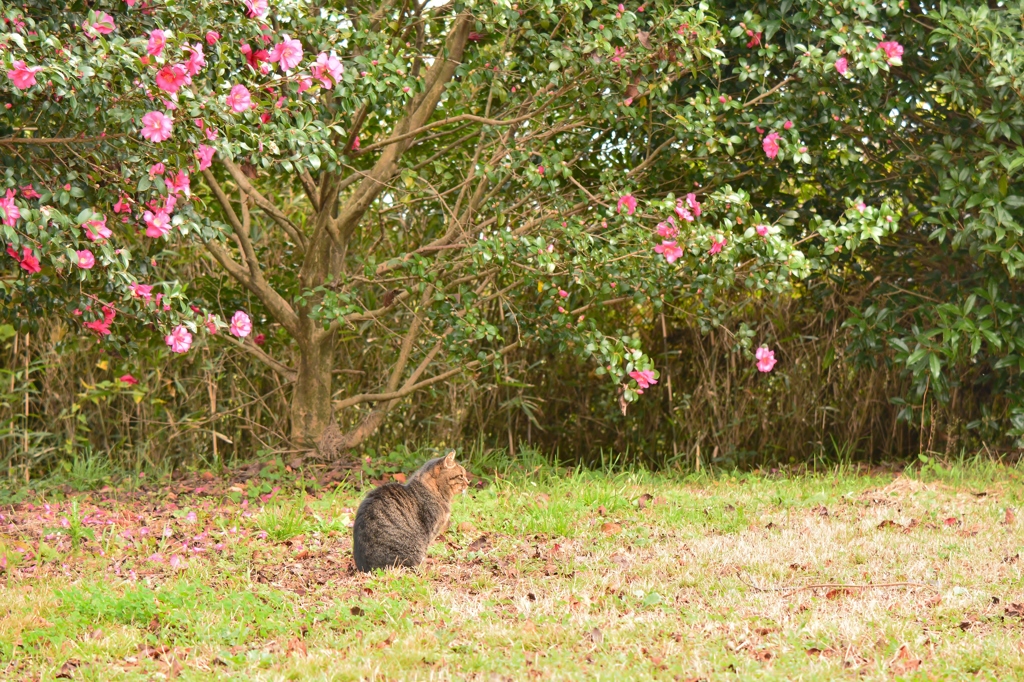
[431,451,470,497]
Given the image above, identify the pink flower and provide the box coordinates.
[0,190,20,226]
[755,346,777,373]
[310,51,343,87]
[225,84,252,112]
[762,131,780,159]
[130,283,154,303]
[149,162,166,178]
[169,554,183,570]
[84,305,115,335]
[165,170,190,196]
[240,43,270,73]
[629,369,657,393]
[143,210,172,238]
[685,192,701,218]
[755,224,769,237]
[118,374,138,385]
[206,31,220,45]
[243,0,269,18]
[654,240,683,263]
[656,217,678,239]
[205,126,218,140]
[184,43,206,76]
[783,120,793,130]
[558,289,569,298]
[674,200,694,223]
[856,202,867,212]
[617,194,637,215]
[709,236,726,255]
[140,111,174,143]
[76,250,95,269]
[20,185,40,200]
[147,29,166,57]
[878,41,903,65]
[205,314,218,334]
[611,46,626,63]
[82,12,116,37]
[297,77,313,93]
[229,310,252,338]
[166,325,193,353]
[835,57,848,75]
[746,32,762,48]
[155,64,188,94]
[254,333,265,345]
[268,39,303,71]
[195,144,216,171]
[83,215,112,241]
[351,135,360,151]
[6,61,42,89]
[7,244,40,273]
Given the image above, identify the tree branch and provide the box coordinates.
[219,158,308,249]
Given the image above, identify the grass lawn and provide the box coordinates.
[2,454,1024,680]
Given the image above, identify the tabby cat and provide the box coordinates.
[352,451,470,572]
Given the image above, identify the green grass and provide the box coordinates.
[2,458,1024,680]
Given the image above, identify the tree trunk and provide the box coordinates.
[290,334,334,447]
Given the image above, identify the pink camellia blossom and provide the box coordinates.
[20,185,40,200]
[629,369,658,393]
[166,325,193,353]
[229,310,252,338]
[746,31,762,48]
[310,52,343,87]
[297,77,313,94]
[7,61,43,89]
[205,314,218,334]
[856,201,867,212]
[268,38,303,71]
[351,135,360,151]
[155,64,188,94]
[76,250,95,269]
[254,333,266,345]
[149,162,166,178]
[206,31,220,45]
[113,195,132,214]
[611,46,627,63]
[82,12,116,37]
[835,57,849,75]
[674,199,694,223]
[195,144,216,171]
[558,289,569,298]
[654,240,683,263]
[656,217,678,239]
[617,194,637,215]
[184,43,206,76]
[143,210,172,238]
[118,374,139,385]
[878,41,903,65]
[130,283,154,303]
[240,43,271,73]
[204,126,218,140]
[140,111,174,143]
[243,0,269,18]
[755,345,777,373]
[755,224,769,237]
[225,84,252,112]
[762,131,781,159]
[147,29,166,57]
[685,192,701,218]
[7,245,40,273]
[83,215,112,241]
[709,236,727,255]
[84,305,115,335]
[0,190,21,226]
[166,170,190,196]
[783,120,793,130]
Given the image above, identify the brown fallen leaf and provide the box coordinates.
[56,659,80,679]
[600,522,622,535]
[350,606,364,617]
[200,471,215,481]
[467,535,490,552]
[457,521,475,534]
[168,657,183,679]
[877,519,899,529]
[825,588,848,600]
[1005,603,1024,618]
[391,472,407,484]
[1004,508,1016,526]
[1004,553,1019,564]
[890,644,921,674]
[589,627,603,645]
[958,524,981,538]
[943,517,960,527]
[751,649,774,662]
[637,493,654,510]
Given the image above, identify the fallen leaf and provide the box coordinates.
[1004,508,1016,526]
[943,517,960,527]
[813,505,828,517]
[958,524,981,538]
[350,606,364,617]
[56,659,80,679]
[200,471,215,481]
[1004,553,1019,564]
[751,649,774,662]
[392,472,407,483]
[467,535,490,552]
[806,648,822,656]
[637,31,652,49]
[958,621,973,631]
[597,505,606,516]
[637,493,654,510]
[1006,603,1024,618]
[457,521,475,534]
[535,493,550,505]
[825,588,848,600]
[877,519,899,529]
[589,627,603,645]
[600,522,622,535]
[890,644,921,673]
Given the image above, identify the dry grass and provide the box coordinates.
[1,461,1023,680]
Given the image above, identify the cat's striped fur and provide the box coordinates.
[352,452,469,572]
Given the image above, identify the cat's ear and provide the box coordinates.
[443,451,456,468]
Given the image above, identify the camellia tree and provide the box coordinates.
[1,0,906,457]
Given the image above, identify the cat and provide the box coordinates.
[352,451,470,572]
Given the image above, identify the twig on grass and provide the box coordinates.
[737,571,937,595]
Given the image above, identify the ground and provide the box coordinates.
[1,454,1023,681]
